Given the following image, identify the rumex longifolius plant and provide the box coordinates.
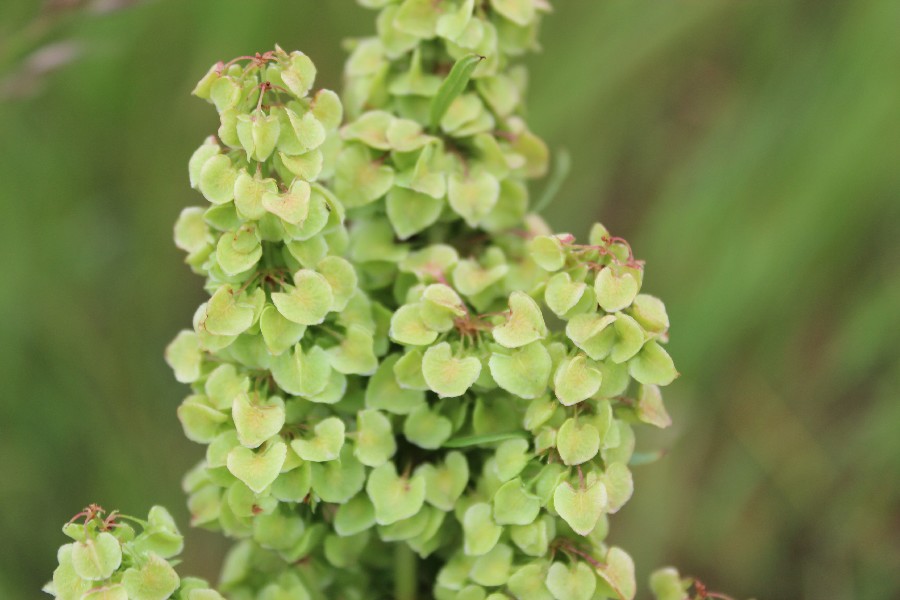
[44,1,711,599]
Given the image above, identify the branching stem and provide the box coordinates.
[394,542,418,600]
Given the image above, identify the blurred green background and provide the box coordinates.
[2,0,898,598]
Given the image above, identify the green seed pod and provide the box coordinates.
[366,462,426,525]
[649,567,691,600]
[291,416,345,462]
[226,440,287,493]
[489,341,552,399]
[545,561,596,600]
[556,417,601,466]
[422,342,482,398]
[596,547,637,600]
[122,553,180,600]
[493,291,547,348]
[553,473,607,536]
[72,532,122,581]
[553,354,603,406]
[462,502,502,556]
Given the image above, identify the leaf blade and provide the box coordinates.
[443,432,527,448]
[429,54,485,130]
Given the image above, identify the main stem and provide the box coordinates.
[394,543,418,600]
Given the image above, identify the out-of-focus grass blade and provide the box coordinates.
[429,53,483,130]
[534,147,571,214]
[629,449,668,466]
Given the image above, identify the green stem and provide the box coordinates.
[394,543,418,600]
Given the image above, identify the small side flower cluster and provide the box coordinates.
[45,505,222,600]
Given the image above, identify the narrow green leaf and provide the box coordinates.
[443,432,527,448]
[429,54,485,130]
